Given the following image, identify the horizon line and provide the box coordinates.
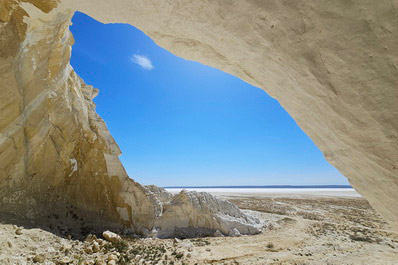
[162,185,353,189]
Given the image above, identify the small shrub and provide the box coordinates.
[175,252,184,259]
[349,234,373,243]
[113,240,129,253]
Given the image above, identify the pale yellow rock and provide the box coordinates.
[0,0,397,234]
[15,228,23,235]
[92,241,100,253]
[102,231,121,244]
[107,254,118,261]
[59,257,72,264]
[33,254,45,263]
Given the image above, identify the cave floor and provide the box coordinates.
[1,195,397,264]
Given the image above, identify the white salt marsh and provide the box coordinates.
[165,188,361,198]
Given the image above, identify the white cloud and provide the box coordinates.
[131,54,154,70]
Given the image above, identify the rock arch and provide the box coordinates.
[0,0,397,234]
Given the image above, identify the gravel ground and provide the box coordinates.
[1,194,397,264]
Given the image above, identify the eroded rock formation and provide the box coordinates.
[0,0,397,233]
[0,0,261,237]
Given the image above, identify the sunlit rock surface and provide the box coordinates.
[154,190,261,238]
[145,185,174,204]
[0,0,397,233]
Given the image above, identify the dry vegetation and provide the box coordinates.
[1,195,398,264]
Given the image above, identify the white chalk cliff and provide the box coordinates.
[0,0,397,235]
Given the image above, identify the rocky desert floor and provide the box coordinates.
[1,194,398,265]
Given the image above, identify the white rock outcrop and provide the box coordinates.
[145,185,174,204]
[102,231,121,243]
[154,190,261,238]
[0,0,397,233]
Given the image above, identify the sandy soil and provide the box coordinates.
[1,193,397,265]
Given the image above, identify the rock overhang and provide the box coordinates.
[0,0,397,235]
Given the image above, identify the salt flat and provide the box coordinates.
[165,188,361,198]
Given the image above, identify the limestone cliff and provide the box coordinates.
[0,0,397,233]
[0,0,162,235]
[0,0,261,237]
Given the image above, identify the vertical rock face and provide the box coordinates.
[0,0,162,235]
[0,0,261,237]
[0,0,397,234]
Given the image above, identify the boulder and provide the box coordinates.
[102,231,121,243]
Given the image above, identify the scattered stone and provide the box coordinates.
[62,244,73,255]
[95,258,106,265]
[61,244,72,251]
[93,241,100,252]
[103,231,121,243]
[15,228,23,235]
[85,234,98,243]
[108,254,118,261]
[59,257,72,264]
[33,254,45,263]
[214,230,224,237]
[179,240,193,250]
[84,245,93,254]
[47,247,56,253]
[206,248,211,252]
[107,261,116,265]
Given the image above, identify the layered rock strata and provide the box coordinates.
[0,0,261,237]
[0,0,397,233]
[154,190,261,238]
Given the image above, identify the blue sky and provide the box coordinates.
[70,12,349,187]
